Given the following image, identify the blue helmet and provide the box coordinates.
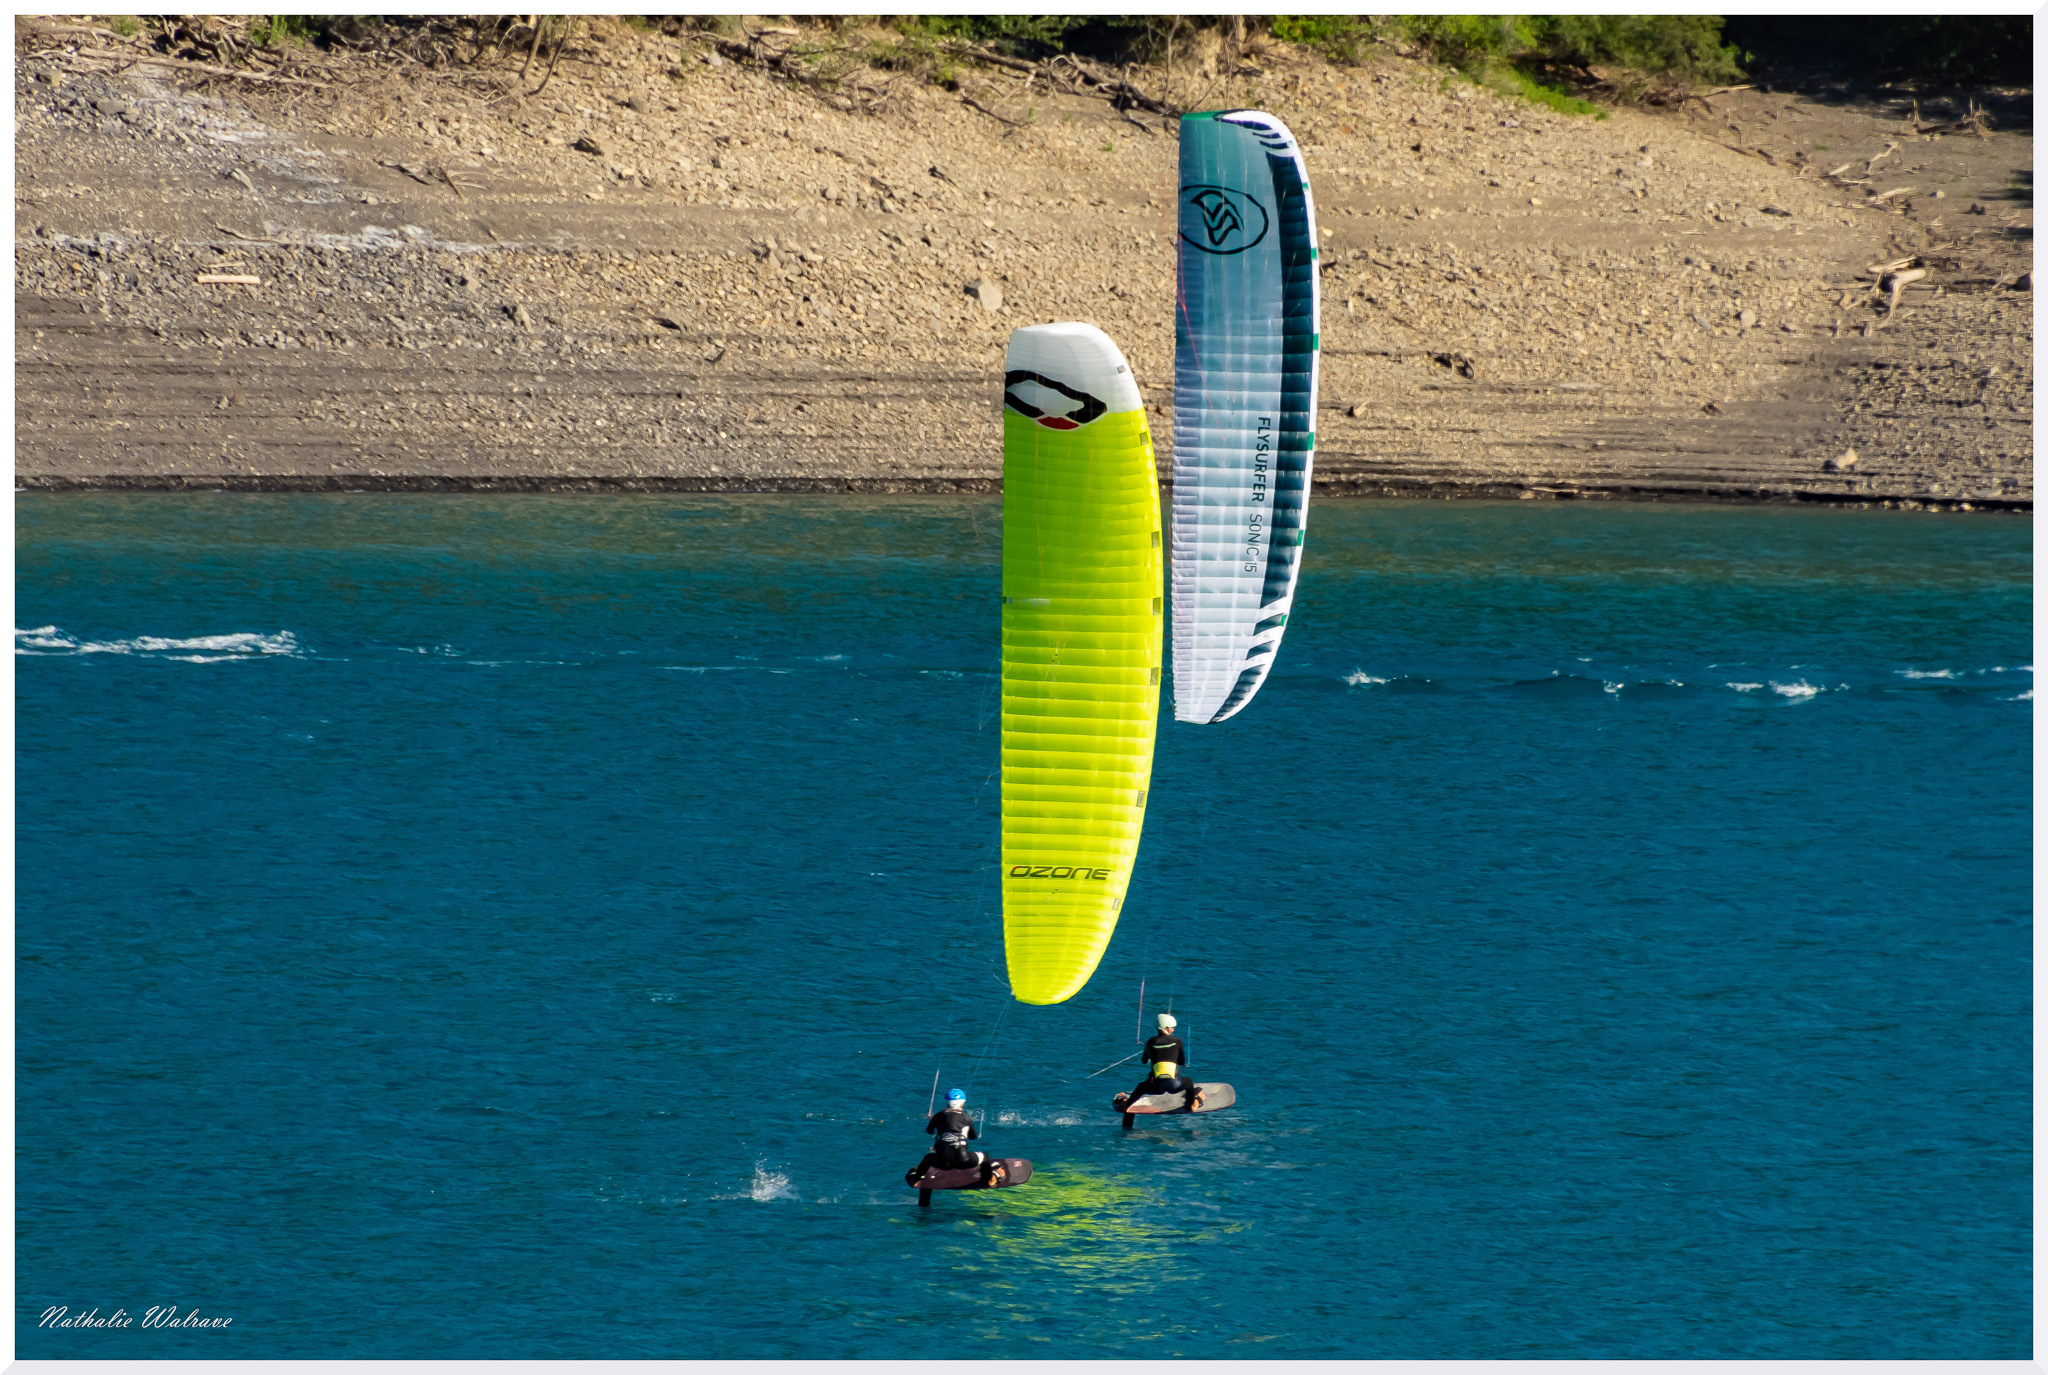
[946,1088,966,1103]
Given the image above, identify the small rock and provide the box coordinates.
[1736,309,1759,328]
[509,304,532,329]
[572,135,606,156]
[1779,322,1798,333]
[966,278,1001,312]
[1346,403,1362,418]
[704,50,723,69]
[1822,448,1858,473]
[627,96,649,113]
[2016,272,2033,291]
[1930,189,1945,199]
[1528,196,1542,207]
[1760,205,1792,217]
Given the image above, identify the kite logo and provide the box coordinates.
[1010,864,1114,880]
[1003,370,1108,430]
[1179,185,1270,255]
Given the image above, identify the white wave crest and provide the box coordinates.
[1770,680,1821,701]
[1727,682,1763,693]
[1898,668,1958,680]
[995,1110,1089,1127]
[2012,689,2034,701]
[748,1166,797,1202]
[1343,670,1389,686]
[17,627,302,659]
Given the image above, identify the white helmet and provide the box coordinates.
[1157,1013,1177,1031]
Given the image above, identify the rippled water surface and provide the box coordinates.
[17,495,2030,1358]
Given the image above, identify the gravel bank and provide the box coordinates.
[14,19,2033,509]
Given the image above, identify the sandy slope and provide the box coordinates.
[14,19,2032,508]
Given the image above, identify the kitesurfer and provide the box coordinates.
[921,1089,1007,1184]
[1114,1013,1203,1112]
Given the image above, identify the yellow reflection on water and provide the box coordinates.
[932,1163,1248,1292]
[899,1162,1254,1350]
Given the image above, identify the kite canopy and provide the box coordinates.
[1000,322,1163,1005]
[1171,110,1321,724]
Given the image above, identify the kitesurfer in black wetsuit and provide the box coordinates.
[1114,1013,1203,1112]
[918,1089,1007,1185]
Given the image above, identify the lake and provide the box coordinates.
[16,494,2030,1358]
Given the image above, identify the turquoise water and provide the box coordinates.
[16,495,2030,1359]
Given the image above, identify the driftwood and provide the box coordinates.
[1914,98,1995,139]
[959,95,1026,128]
[1880,267,1928,317]
[378,159,440,187]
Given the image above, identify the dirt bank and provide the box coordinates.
[14,18,2033,509]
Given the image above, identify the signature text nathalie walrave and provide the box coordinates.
[40,1305,231,1329]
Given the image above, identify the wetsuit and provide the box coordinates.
[923,1107,984,1170]
[1121,1032,1197,1109]
[1141,1031,1187,1073]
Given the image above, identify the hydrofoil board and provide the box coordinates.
[906,1158,1032,1194]
[1114,1082,1235,1116]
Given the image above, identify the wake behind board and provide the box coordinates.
[906,1158,1033,1195]
[1115,1082,1235,1116]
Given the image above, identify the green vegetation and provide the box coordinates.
[107,15,139,38]
[1268,16,1374,65]
[869,16,1745,118]
[890,16,1094,58]
[247,15,320,47]
[1272,14,1742,113]
[1518,16,1746,86]
[1500,68,1607,119]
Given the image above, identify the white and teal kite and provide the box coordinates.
[1171,110,1321,724]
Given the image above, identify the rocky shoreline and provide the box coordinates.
[15,472,2025,514]
[14,18,2034,509]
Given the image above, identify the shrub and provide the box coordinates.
[1269,16,1375,65]
[1528,15,1745,86]
[247,15,319,48]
